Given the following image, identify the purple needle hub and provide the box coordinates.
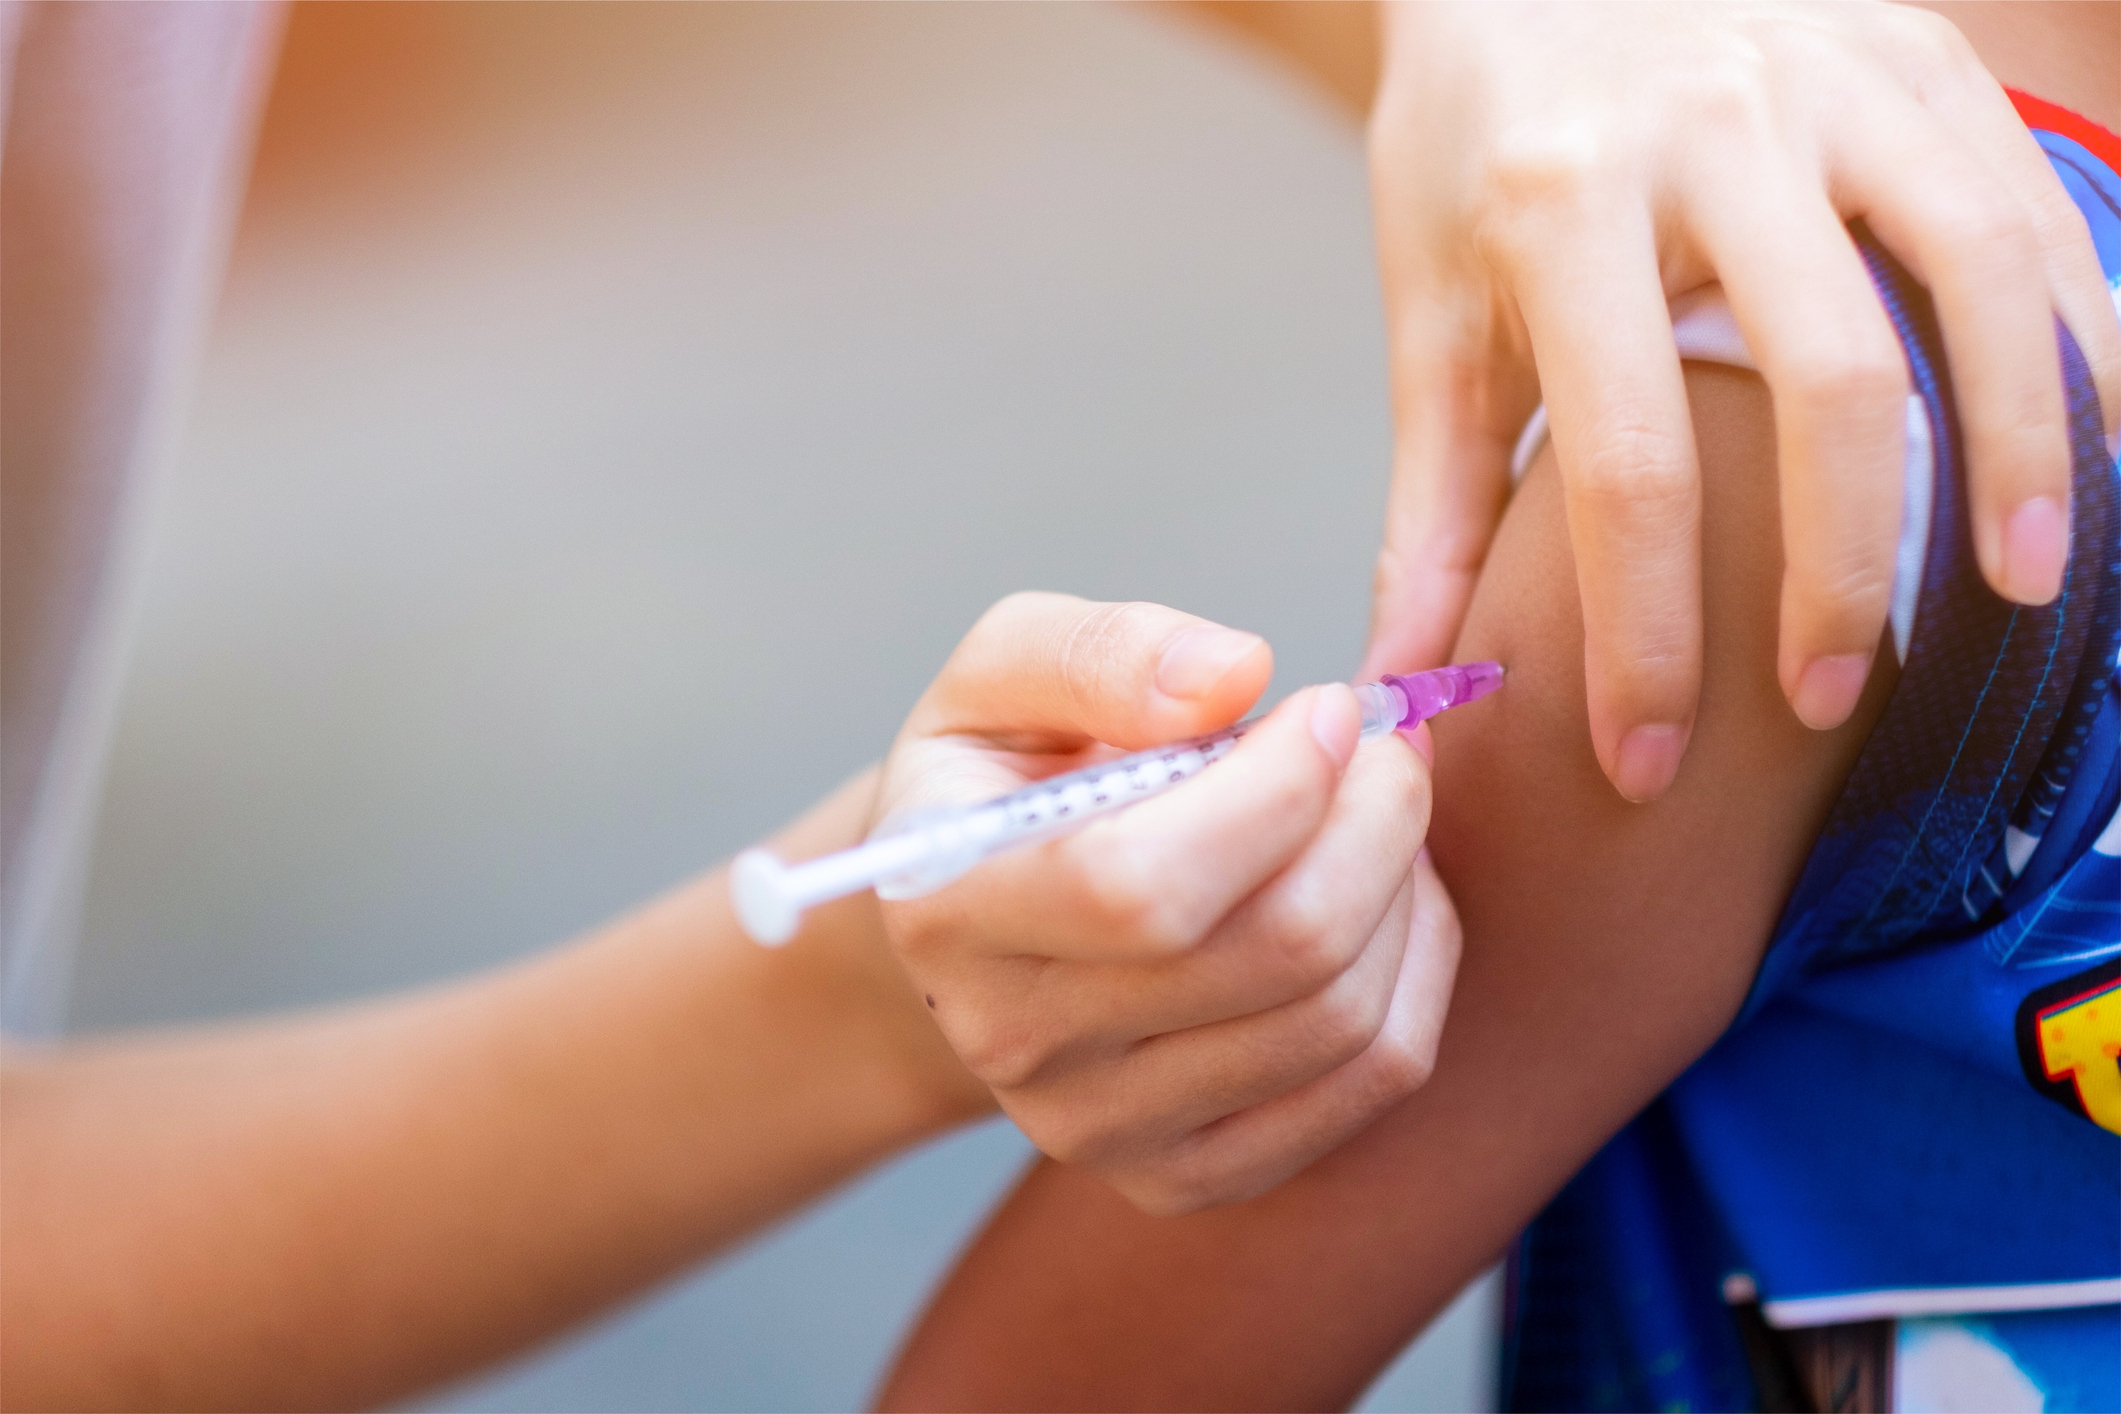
[1381,661,1505,728]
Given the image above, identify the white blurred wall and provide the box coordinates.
[69,4,1498,1409]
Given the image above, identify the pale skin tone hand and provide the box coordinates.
[874,593,1458,1214]
[1211,0,2121,801]
[876,19,2121,1403]
[10,4,2109,1408]
[1363,0,2121,802]
[0,594,1453,1408]
[876,366,1899,1414]
[0,771,988,1413]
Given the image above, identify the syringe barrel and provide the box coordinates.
[1353,681,1409,739]
[874,726,1246,898]
[870,802,1009,898]
[733,663,1503,945]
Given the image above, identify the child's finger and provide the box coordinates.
[910,591,1272,751]
[898,687,1359,965]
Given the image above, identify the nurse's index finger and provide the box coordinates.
[1834,86,2071,607]
[1869,15,2121,442]
[1503,208,1704,803]
[1363,339,1525,681]
[1686,171,1907,732]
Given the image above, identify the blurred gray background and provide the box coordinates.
[68,4,1498,1409]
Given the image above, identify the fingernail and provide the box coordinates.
[1791,653,1871,731]
[1999,496,2067,605]
[1155,627,1263,700]
[1309,684,1361,769]
[1612,724,1686,803]
[1400,720,1435,766]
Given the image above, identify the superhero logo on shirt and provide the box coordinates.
[2016,955,2121,1134]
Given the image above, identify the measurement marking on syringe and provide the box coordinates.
[730,664,1503,945]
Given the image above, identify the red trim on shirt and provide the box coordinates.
[2008,89,2121,175]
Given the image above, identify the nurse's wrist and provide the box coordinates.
[786,888,995,1139]
[750,767,993,1140]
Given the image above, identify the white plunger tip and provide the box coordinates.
[731,848,801,945]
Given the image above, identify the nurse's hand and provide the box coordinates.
[1361,0,2121,801]
[875,593,1457,1214]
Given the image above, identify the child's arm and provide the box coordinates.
[876,365,1892,1411]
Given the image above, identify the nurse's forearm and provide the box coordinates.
[0,770,990,1413]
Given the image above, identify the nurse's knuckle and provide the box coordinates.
[1804,547,1897,622]
[1029,1108,1119,1171]
[1567,411,1694,520]
[1266,884,1351,992]
[1473,127,1623,265]
[1778,337,1907,423]
[1307,975,1392,1069]
[1676,55,1776,140]
[1888,7,1977,81]
[1938,191,2039,273]
[1487,123,1616,205]
[1056,600,1165,708]
[1383,741,1433,826]
[952,1015,1048,1092]
[1365,1025,1437,1104]
[1071,838,1193,951]
[1113,1163,1213,1218]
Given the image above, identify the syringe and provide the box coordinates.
[731,662,1503,945]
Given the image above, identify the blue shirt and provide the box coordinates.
[1502,110,2121,1414]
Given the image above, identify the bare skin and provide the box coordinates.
[875,11,2115,1410]
[1205,1,2119,801]
[0,11,1454,1406]
[1919,1,2121,135]
[877,366,1898,1412]
[0,775,993,1413]
[6,7,2105,1410]
[0,593,1452,1414]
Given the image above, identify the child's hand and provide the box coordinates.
[1362,1,2121,800]
[874,594,1457,1214]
